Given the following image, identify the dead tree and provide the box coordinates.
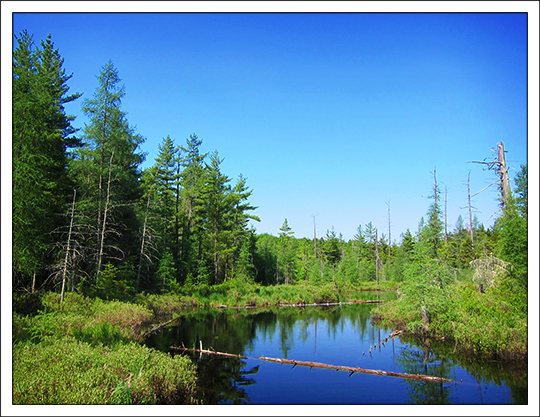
[386,201,391,258]
[466,171,475,251]
[96,151,115,281]
[136,170,159,292]
[375,228,379,285]
[467,141,511,209]
[60,189,77,303]
[444,187,448,244]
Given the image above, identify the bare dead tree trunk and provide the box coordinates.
[433,169,439,258]
[467,141,511,210]
[497,141,511,207]
[386,201,391,258]
[312,213,317,259]
[375,228,379,285]
[137,175,157,292]
[96,151,114,281]
[444,186,448,244]
[61,189,77,303]
[466,170,475,251]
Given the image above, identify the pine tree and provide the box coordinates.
[13,31,81,289]
[72,60,145,284]
[179,134,208,281]
[201,151,235,284]
[278,219,296,284]
[422,169,444,259]
[322,227,342,288]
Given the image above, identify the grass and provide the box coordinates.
[136,280,397,312]
[12,292,198,404]
[13,337,197,404]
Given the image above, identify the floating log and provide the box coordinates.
[219,300,384,310]
[171,345,452,383]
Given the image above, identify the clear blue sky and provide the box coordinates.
[8,9,531,242]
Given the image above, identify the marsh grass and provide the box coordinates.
[12,292,197,404]
[12,337,197,404]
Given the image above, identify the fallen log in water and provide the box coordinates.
[171,345,452,383]
[218,300,384,309]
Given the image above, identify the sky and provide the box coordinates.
[4,3,536,243]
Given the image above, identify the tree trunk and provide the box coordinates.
[137,175,156,292]
[421,305,429,331]
[497,141,511,206]
[173,346,453,383]
[375,228,379,285]
[96,151,114,280]
[467,170,475,251]
[61,189,76,303]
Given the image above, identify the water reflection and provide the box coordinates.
[145,303,526,405]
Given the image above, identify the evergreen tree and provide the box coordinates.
[230,174,260,278]
[278,219,296,284]
[179,134,208,282]
[13,31,81,289]
[423,169,444,258]
[153,136,182,259]
[71,60,145,284]
[201,151,235,284]
[513,164,527,219]
[322,228,342,288]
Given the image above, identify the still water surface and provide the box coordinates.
[145,295,527,405]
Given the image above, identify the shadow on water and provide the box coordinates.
[145,303,527,405]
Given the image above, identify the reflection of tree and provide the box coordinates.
[145,304,524,405]
[395,338,453,404]
[421,337,528,405]
[146,310,260,404]
[191,355,258,404]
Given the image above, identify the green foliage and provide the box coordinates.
[513,164,527,218]
[12,338,197,404]
[12,30,81,288]
[494,197,527,285]
[94,263,135,301]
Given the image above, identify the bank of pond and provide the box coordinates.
[12,282,527,405]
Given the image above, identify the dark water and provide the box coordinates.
[145,298,527,405]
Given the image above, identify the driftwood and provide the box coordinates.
[218,299,384,310]
[172,345,452,383]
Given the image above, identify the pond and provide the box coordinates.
[145,297,527,405]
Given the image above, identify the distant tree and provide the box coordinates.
[277,219,296,284]
[322,227,342,288]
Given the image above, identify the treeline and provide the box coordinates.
[13,31,528,301]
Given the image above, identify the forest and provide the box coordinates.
[12,30,528,297]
